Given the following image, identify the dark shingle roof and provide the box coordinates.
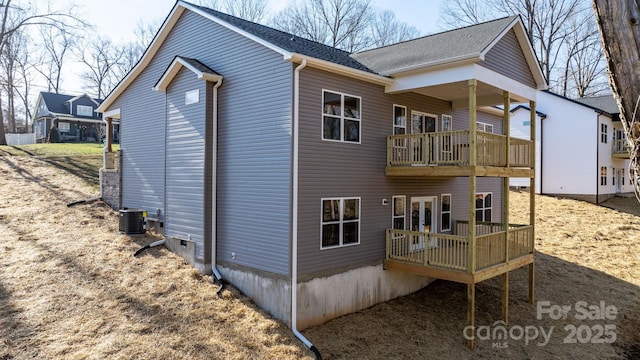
[189,2,375,73]
[574,95,619,115]
[40,92,74,114]
[351,16,519,75]
[178,56,219,75]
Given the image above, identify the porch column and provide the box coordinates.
[503,92,511,262]
[468,79,477,275]
[106,117,113,153]
[467,283,475,349]
[528,100,536,304]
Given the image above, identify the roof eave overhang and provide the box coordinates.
[290,53,393,86]
[153,56,223,92]
[381,53,481,77]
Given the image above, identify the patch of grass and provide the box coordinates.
[0,143,120,190]
[0,143,119,157]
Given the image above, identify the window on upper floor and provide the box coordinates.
[475,192,492,222]
[321,197,360,249]
[322,90,361,143]
[77,105,93,117]
[393,105,407,135]
[441,115,453,132]
[392,195,405,230]
[601,124,608,143]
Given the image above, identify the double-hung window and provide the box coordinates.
[601,166,607,186]
[393,105,407,135]
[321,197,360,248]
[601,124,608,143]
[322,90,361,143]
[475,193,492,222]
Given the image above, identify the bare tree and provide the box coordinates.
[197,0,269,22]
[593,0,640,199]
[78,36,123,99]
[0,0,85,145]
[369,10,421,47]
[34,26,76,94]
[439,0,607,97]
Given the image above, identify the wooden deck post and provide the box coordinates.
[468,80,477,274]
[529,100,536,304]
[467,283,475,349]
[503,91,510,167]
[502,272,509,324]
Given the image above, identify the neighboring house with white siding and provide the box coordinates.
[96,1,546,349]
[510,91,632,203]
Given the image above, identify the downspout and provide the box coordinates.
[100,117,108,198]
[291,59,321,359]
[596,114,601,204]
[211,79,224,293]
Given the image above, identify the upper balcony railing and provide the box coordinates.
[387,130,533,168]
[612,138,631,158]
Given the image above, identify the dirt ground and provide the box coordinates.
[1,154,639,359]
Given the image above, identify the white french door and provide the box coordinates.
[410,196,437,250]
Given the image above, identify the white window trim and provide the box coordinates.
[321,89,362,144]
[392,195,406,230]
[77,105,93,117]
[441,114,453,132]
[601,123,608,143]
[477,121,494,133]
[441,193,451,232]
[320,197,361,249]
[476,192,492,222]
[393,104,407,135]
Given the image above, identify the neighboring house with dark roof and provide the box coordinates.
[97,1,546,349]
[510,91,632,203]
[32,92,115,143]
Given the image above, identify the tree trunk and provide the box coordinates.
[593,0,640,196]
[0,89,6,146]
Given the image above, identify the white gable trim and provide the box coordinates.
[67,94,101,106]
[154,57,223,92]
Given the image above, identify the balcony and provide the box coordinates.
[612,138,631,159]
[386,130,534,177]
[385,221,534,284]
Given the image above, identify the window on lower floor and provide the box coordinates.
[601,166,607,186]
[441,194,451,231]
[392,196,405,230]
[58,122,70,133]
[321,197,360,249]
[475,192,492,222]
[612,168,616,186]
[476,121,494,133]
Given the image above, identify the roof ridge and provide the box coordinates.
[354,15,518,55]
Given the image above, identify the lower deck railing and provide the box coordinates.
[386,222,533,273]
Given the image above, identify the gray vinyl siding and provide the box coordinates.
[164,68,207,258]
[297,67,503,276]
[106,10,292,275]
[480,29,537,88]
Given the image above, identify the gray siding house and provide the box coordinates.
[97,1,546,349]
[33,92,110,143]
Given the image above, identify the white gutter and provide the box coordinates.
[291,60,321,359]
[211,79,224,291]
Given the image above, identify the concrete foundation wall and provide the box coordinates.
[165,237,209,274]
[297,263,433,330]
[218,262,292,326]
[545,193,616,204]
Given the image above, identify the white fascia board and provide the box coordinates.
[290,54,393,86]
[382,54,480,77]
[97,5,186,113]
[385,64,476,93]
[474,64,537,101]
[103,108,121,119]
[68,94,101,106]
[181,1,292,60]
